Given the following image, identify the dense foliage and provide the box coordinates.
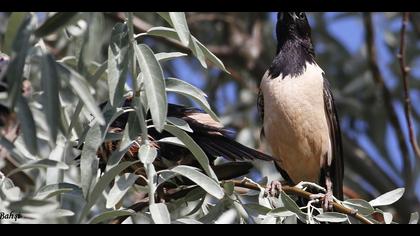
[0,12,418,224]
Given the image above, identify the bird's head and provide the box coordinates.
[276,12,312,42]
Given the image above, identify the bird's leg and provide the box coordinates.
[323,176,334,211]
[265,180,282,198]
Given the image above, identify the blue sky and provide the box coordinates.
[168,12,420,199]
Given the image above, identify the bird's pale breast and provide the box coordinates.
[261,62,331,184]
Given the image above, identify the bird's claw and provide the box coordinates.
[265,180,282,198]
[309,192,334,211]
[323,191,334,212]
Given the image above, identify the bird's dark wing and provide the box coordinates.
[322,78,344,200]
[90,99,273,169]
[257,88,265,138]
[178,105,273,161]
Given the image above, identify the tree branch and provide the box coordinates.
[398,12,420,160]
[363,13,412,188]
[227,179,374,224]
[111,180,374,224]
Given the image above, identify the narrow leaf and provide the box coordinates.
[35,12,78,37]
[133,44,167,132]
[164,124,218,180]
[57,63,105,125]
[169,12,190,46]
[369,188,405,207]
[168,165,224,200]
[314,212,349,223]
[36,183,81,200]
[150,203,171,224]
[106,173,139,209]
[3,12,26,55]
[107,22,129,107]
[409,212,419,224]
[16,96,38,155]
[78,161,139,223]
[155,52,187,62]
[167,117,193,133]
[80,123,102,198]
[41,54,60,143]
[7,159,68,177]
[166,77,219,122]
[89,209,135,224]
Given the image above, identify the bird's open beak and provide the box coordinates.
[288,12,299,21]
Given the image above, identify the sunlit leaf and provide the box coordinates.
[369,188,405,207]
[166,165,224,200]
[150,203,171,224]
[106,174,139,209]
[133,43,167,132]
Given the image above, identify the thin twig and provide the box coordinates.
[398,12,420,160]
[363,13,412,188]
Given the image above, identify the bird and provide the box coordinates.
[258,12,344,209]
[77,96,274,186]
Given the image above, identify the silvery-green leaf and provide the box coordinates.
[167,165,223,200]
[146,27,206,68]
[369,188,405,207]
[343,199,374,216]
[1,184,21,201]
[78,161,139,223]
[156,12,172,25]
[3,12,26,55]
[50,209,75,218]
[166,77,219,122]
[169,12,190,46]
[280,191,306,222]
[155,52,187,62]
[138,144,157,165]
[314,212,349,223]
[147,26,179,39]
[269,207,295,218]
[194,37,229,73]
[57,63,105,125]
[80,123,101,198]
[41,54,60,143]
[89,209,135,224]
[188,35,206,68]
[383,211,393,224]
[7,14,35,107]
[164,125,217,180]
[106,173,139,209]
[35,12,78,37]
[167,117,193,133]
[173,218,203,224]
[35,183,81,200]
[7,159,68,177]
[243,203,271,216]
[409,212,419,224]
[133,44,167,132]
[107,23,129,107]
[150,203,171,224]
[158,137,186,147]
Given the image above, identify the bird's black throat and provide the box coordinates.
[268,12,315,79]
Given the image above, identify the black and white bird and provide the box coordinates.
[258,12,344,208]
